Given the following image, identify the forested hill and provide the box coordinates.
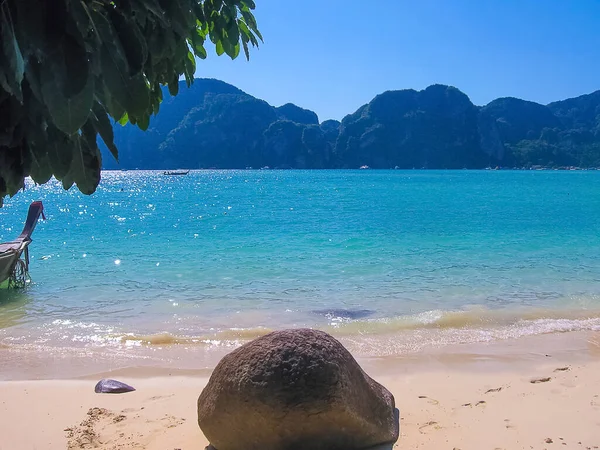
[101,79,600,169]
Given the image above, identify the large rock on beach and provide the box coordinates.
[197,328,399,450]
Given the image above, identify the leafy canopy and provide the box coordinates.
[0,0,262,206]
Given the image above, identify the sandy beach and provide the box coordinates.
[0,331,599,449]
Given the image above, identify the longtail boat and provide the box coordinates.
[0,201,45,288]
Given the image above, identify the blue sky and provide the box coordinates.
[195,0,600,122]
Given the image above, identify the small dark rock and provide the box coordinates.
[94,379,136,394]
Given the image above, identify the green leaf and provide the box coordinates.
[150,83,163,114]
[99,83,127,123]
[110,10,148,76]
[135,0,168,26]
[242,38,250,60]
[190,28,208,59]
[239,18,259,47]
[193,3,206,23]
[184,51,196,86]
[91,102,118,162]
[185,52,196,72]
[41,63,94,135]
[240,10,262,41]
[137,113,150,131]
[215,40,225,56]
[61,35,90,98]
[0,149,25,196]
[46,126,74,179]
[223,41,239,59]
[14,0,47,54]
[118,113,129,126]
[168,76,179,96]
[100,46,150,119]
[227,21,240,46]
[68,0,92,42]
[164,0,195,37]
[23,61,44,105]
[248,31,259,47]
[0,8,25,101]
[28,142,53,185]
[61,173,75,190]
[86,7,115,47]
[238,19,251,39]
[68,123,102,195]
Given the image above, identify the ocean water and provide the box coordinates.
[1,170,600,374]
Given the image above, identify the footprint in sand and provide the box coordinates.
[146,394,175,402]
[65,407,132,450]
[418,395,440,406]
[418,421,441,434]
[530,377,551,384]
[461,400,486,408]
[485,387,503,394]
[161,414,186,429]
[120,407,139,413]
[65,406,186,449]
[504,418,516,429]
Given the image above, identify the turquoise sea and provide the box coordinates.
[1,170,600,377]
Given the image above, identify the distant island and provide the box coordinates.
[100,79,600,170]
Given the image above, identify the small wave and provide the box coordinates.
[111,308,600,350]
[324,307,600,335]
[312,308,376,320]
[119,327,274,347]
[121,333,206,346]
[9,308,600,357]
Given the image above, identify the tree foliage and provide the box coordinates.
[0,0,261,206]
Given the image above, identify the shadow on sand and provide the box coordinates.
[205,408,399,450]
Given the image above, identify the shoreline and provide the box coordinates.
[1,329,600,382]
[1,330,599,449]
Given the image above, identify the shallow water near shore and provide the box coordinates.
[1,170,600,378]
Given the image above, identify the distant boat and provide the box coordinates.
[359,165,370,170]
[163,170,190,176]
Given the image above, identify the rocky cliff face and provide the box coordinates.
[276,103,319,125]
[101,79,600,169]
[335,85,487,169]
[103,79,330,170]
[159,92,277,169]
[548,91,600,130]
[480,97,562,144]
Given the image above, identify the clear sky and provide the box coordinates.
[194,0,600,122]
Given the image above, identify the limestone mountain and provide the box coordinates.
[101,79,600,169]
